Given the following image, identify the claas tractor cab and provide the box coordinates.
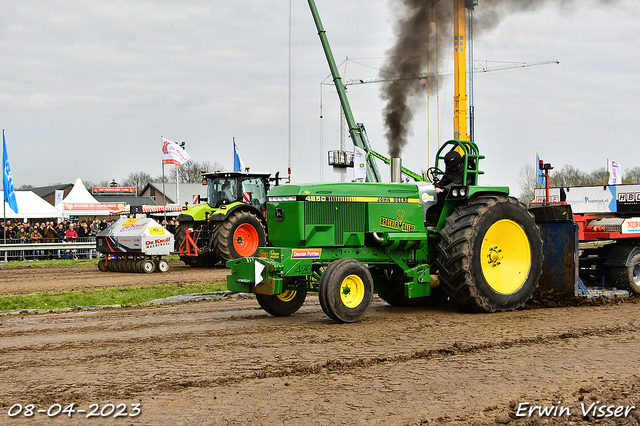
[175,171,283,267]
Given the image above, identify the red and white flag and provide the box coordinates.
[608,159,623,185]
[161,137,191,166]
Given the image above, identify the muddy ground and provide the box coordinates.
[1,264,640,425]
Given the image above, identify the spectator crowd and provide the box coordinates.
[0,218,114,261]
[1,217,178,261]
[1,219,113,242]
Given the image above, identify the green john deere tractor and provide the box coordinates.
[225,0,543,323]
[226,140,543,322]
[175,171,279,267]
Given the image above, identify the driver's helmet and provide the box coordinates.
[444,147,464,170]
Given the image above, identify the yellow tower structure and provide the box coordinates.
[453,0,469,141]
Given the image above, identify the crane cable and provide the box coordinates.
[288,0,292,181]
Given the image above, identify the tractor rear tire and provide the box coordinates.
[257,290,307,316]
[319,258,373,323]
[436,195,542,313]
[214,211,266,262]
[611,252,640,294]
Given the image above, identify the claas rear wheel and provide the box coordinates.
[436,195,542,312]
[256,289,307,316]
[319,259,373,323]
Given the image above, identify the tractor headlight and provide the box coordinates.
[459,188,466,197]
[452,189,459,197]
[268,196,297,202]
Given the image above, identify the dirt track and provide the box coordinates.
[1,265,640,425]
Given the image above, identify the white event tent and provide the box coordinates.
[0,191,64,221]
[61,178,126,217]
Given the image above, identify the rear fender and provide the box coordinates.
[605,245,640,267]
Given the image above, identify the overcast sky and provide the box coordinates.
[1,0,637,197]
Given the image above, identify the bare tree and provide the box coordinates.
[84,180,113,191]
[586,167,608,186]
[625,166,640,184]
[549,165,590,187]
[160,161,226,184]
[517,163,538,203]
[18,184,33,190]
[122,172,153,195]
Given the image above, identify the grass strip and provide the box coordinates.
[0,282,227,311]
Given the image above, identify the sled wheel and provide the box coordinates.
[256,289,307,316]
[125,259,135,273]
[214,211,266,262]
[97,259,108,272]
[142,260,155,274]
[319,258,373,323]
[436,195,543,312]
[106,259,115,272]
[611,252,640,294]
[157,259,169,273]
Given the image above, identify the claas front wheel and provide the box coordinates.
[319,259,374,323]
[214,211,267,262]
[256,289,307,316]
[436,195,543,312]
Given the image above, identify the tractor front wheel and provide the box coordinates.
[175,222,218,267]
[257,290,307,316]
[436,195,542,312]
[319,259,373,323]
[214,211,266,262]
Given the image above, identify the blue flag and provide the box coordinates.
[3,133,18,214]
[233,138,245,172]
[536,154,546,186]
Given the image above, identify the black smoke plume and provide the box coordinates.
[380,0,620,158]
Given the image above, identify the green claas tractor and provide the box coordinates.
[227,140,543,322]
[175,171,280,266]
[225,0,543,323]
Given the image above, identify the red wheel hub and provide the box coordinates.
[233,223,258,257]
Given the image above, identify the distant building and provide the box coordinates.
[140,182,207,207]
[28,184,74,206]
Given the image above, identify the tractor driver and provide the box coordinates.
[220,180,236,203]
[426,147,465,228]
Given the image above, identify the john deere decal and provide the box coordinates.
[380,209,415,232]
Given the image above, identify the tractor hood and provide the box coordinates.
[267,182,424,201]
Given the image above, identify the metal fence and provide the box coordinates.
[0,237,98,262]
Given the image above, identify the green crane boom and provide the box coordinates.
[307,0,423,183]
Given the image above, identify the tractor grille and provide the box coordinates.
[304,201,365,245]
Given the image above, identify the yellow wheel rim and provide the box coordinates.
[340,274,365,308]
[480,219,531,295]
[277,290,297,303]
